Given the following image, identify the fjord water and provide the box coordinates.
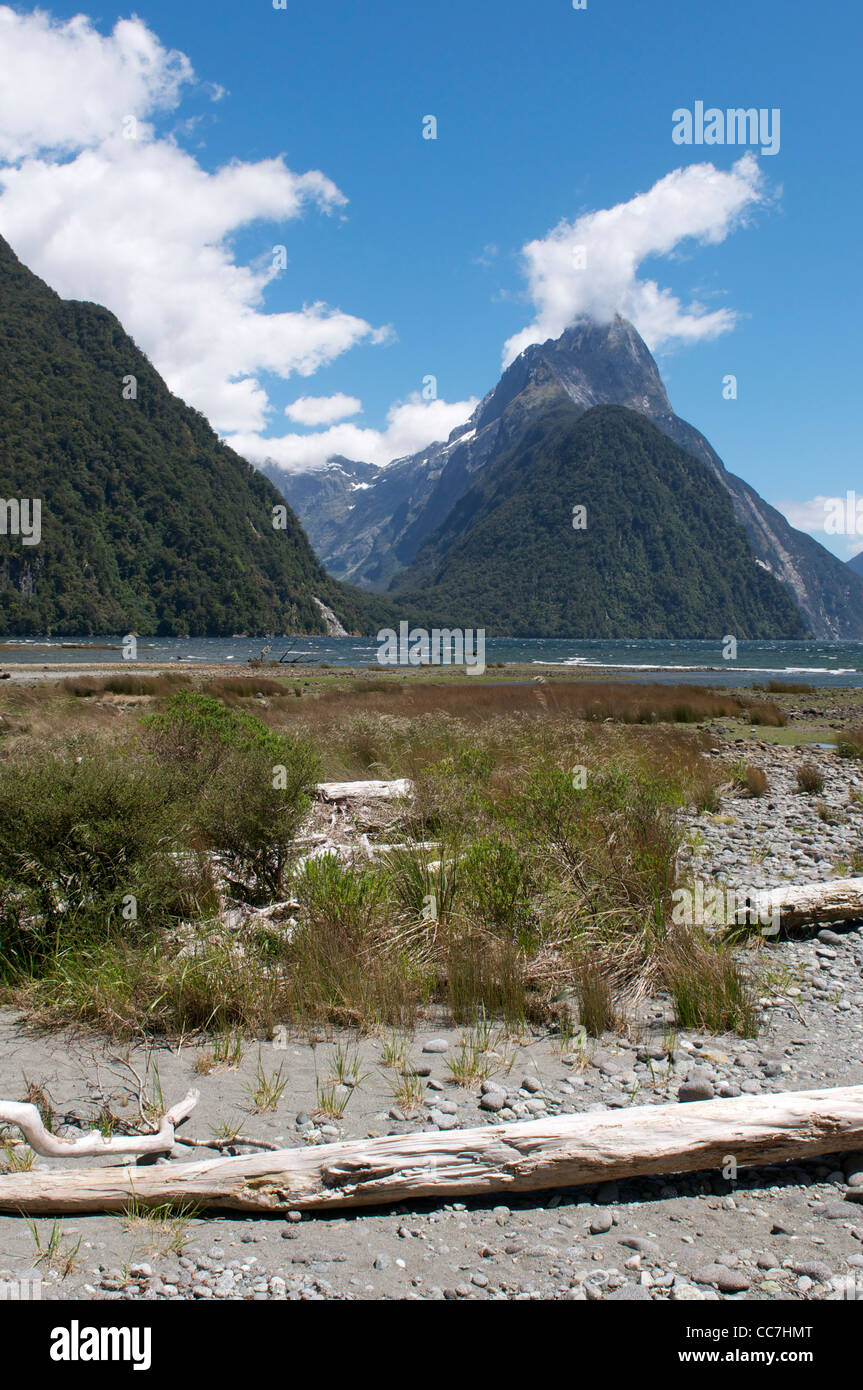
[3,638,863,688]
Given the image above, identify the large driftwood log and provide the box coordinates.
[758,877,863,931]
[315,779,413,803]
[0,1086,861,1215]
[0,1090,199,1160]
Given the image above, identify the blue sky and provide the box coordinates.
[0,0,860,556]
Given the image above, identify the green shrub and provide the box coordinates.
[141,691,290,769]
[0,743,192,974]
[143,691,320,900]
[294,854,388,941]
[459,835,536,943]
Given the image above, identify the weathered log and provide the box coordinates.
[1,1086,861,1215]
[315,779,413,803]
[0,1090,199,1160]
[759,877,863,931]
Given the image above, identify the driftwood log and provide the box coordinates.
[0,1090,199,1161]
[1,1086,861,1215]
[315,779,413,803]
[759,877,863,931]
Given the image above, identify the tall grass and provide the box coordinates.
[661,930,759,1036]
[1,679,755,1038]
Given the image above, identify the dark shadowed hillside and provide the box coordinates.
[0,235,390,637]
[391,403,808,639]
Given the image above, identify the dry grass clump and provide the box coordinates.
[301,678,741,729]
[760,681,814,694]
[746,701,788,727]
[745,765,769,797]
[570,952,619,1037]
[660,930,759,1037]
[61,673,193,698]
[796,761,825,794]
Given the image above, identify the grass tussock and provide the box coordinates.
[758,681,814,695]
[796,761,825,794]
[308,678,742,729]
[61,674,193,698]
[661,930,759,1037]
[745,765,769,797]
[746,701,788,728]
[836,725,863,759]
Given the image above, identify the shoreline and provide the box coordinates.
[2,658,863,694]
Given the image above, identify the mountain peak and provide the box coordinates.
[472,314,673,435]
[271,309,863,639]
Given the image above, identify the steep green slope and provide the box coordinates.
[391,403,808,639]
[0,235,389,637]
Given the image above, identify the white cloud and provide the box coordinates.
[775,495,863,553]
[0,9,385,434]
[285,394,363,427]
[0,13,776,478]
[503,155,766,366]
[774,497,835,534]
[229,394,478,472]
[0,7,193,160]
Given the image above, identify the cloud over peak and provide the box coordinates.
[504,155,765,367]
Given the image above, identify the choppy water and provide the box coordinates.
[3,636,863,688]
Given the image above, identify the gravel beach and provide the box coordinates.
[1,728,862,1303]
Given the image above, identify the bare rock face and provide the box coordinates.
[271,315,863,637]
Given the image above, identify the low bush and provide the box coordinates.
[836,726,863,759]
[0,742,193,974]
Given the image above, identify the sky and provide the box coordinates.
[0,0,860,558]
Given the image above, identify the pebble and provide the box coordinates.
[429,1109,459,1130]
[678,1079,715,1103]
[693,1264,751,1293]
[480,1091,506,1112]
[792,1260,833,1282]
